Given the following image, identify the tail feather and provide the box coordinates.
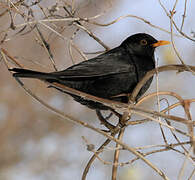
[9,68,54,80]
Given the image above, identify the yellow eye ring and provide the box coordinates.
[140,39,148,46]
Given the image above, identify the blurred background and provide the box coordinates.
[0,0,195,179]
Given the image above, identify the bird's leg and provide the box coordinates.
[119,111,131,128]
[96,110,116,132]
[109,109,122,119]
[108,109,131,128]
[104,112,113,120]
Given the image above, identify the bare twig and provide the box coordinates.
[74,23,110,51]
[112,128,125,180]
[87,14,178,36]
[155,60,168,144]
[82,139,112,180]
[178,147,193,180]
[35,25,58,71]
[180,0,188,31]
[131,65,195,102]
[188,168,195,180]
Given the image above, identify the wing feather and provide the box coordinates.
[51,46,135,80]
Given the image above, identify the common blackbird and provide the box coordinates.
[9,33,170,110]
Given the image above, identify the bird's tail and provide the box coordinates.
[9,68,54,80]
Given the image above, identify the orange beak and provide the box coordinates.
[152,40,170,47]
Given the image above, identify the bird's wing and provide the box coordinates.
[51,47,135,80]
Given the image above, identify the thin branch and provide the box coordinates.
[155,60,168,144]
[34,25,58,71]
[74,23,110,51]
[188,168,195,180]
[87,14,179,36]
[82,139,112,180]
[131,65,195,102]
[112,128,125,180]
[180,0,188,31]
[178,147,193,180]
[158,0,195,42]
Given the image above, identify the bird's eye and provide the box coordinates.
[140,39,148,46]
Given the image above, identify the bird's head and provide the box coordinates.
[121,33,170,56]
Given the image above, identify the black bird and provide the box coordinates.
[9,33,170,110]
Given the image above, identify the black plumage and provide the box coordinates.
[9,33,170,110]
